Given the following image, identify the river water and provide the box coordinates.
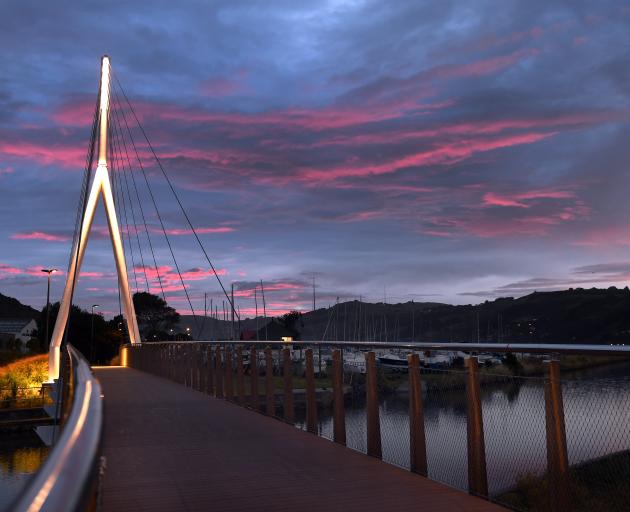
[0,432,49,510]
[297,362,630,496]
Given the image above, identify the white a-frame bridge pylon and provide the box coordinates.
[48,56,141,381]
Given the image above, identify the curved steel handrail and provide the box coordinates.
[13,345,103,512]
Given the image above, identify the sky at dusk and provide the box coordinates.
[2,1,630,318]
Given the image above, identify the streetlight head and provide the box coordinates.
[92,304,100,309]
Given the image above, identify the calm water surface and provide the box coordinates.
[0,432,49,510]
[297,362,630,495]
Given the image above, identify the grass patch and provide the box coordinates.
[0,354,48,408]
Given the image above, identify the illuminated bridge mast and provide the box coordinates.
[48,56,140,381]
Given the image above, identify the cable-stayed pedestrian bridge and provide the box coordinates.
[9,57,630,512]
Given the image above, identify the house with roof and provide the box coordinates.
[0,318,38,352]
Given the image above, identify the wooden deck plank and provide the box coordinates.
[95,367,504,512]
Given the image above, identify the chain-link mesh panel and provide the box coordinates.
[481,374,547,506]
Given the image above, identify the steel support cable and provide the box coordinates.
[108,119,137,330]
[108,115,140,292]
[110,93,166,301]
[63,79,102,346]
[113,91,199,328]
[113,74,239,322]
[111,99,149,292]
[107,118,138,334]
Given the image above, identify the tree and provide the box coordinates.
[133,292,179,340]
[280,310,302,330]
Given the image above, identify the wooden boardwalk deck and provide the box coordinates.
[94,367,504,512]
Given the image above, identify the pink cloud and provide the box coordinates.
[0,264,23,278]
[423,202,589,238]
[200,71,249,97]
[482,189,575,208]
[11,231,70,242]
[299,132,556,182]
[135,265,227,296]
[0,141,85,169]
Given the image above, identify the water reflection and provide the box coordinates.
[296,362,630,497]
[0,433,49,511]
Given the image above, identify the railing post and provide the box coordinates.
[466,356,488,497]
[282,348,294,423]
[250,347,259,411]
[206,345,214,395]
[305,348,317,433]
[265,347,275,416]
[332,349,346,445]
[187,344,193,387]
[215,346,224,398]
[195,344,201,391]
[225,346,234,401]
[180,345,185,384]
[236,346,245,404]
[199,344,206,392]
[408,353,428,476]
[545,359,570,512]
[365,351,382,458]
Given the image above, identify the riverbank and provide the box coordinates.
[496,449,630,511]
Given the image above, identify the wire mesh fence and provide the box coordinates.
[0,385,51,409]
[127,342,630,512]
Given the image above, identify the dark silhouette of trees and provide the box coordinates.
[133,292,180,340]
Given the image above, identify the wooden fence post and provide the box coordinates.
[545,359,570,511]
[250,347,259,411]
[305,348,318,433]
[332,349,346,445]
[215,346,224,398]
[225,346,234,401]
[236,346,245,404]
[365,351,382,458]
[466,357,488,497]
[206,346,214,395]
[265,347,275,416]
[283,348,294,423]
[408,353,428,476]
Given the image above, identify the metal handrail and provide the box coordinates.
[139,339,630,356]
[12,345,103,512]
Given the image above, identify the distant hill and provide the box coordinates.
[181,287,630,345]
[0,292,39,319]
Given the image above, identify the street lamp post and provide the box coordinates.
[90,304,99,362]
[41,269,57,350]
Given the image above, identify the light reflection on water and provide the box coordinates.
[0,434,49,511]
[296,362,630,496]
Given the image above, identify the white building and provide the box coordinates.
[0,318,38,352]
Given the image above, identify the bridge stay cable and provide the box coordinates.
[109,94,167,301]
[109,108,150,293]
[110,109,151,293]
[108,121,140,293]
[61,82,102,349]
[110,89,200,331]
[113,73,240,324]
